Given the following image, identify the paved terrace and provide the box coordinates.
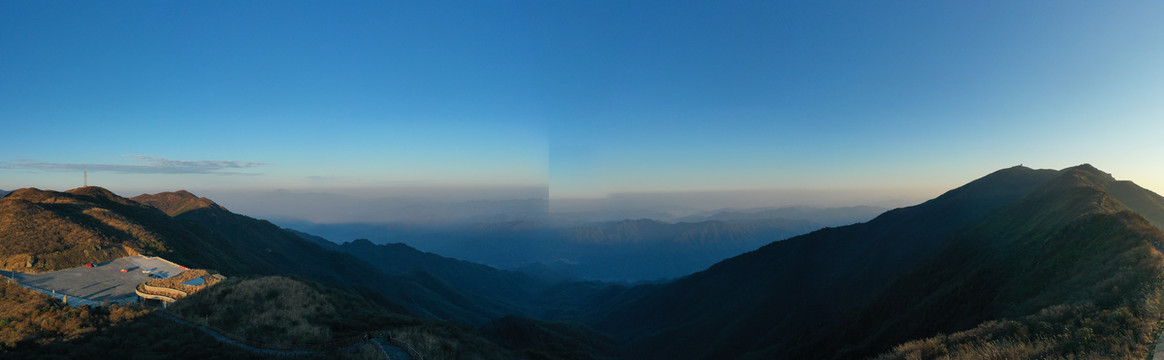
[4,255,185,304]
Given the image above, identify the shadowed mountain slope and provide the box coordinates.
[328,239,551,310]
[591,166,1067,359]
[827,165,1164,359]
[591,165,1164,359]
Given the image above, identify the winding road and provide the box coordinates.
[156,312,414,359]
[1154,329,1164,360]
[371,338,415,360]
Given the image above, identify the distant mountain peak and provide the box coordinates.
[5,187,48,200]
[131,190,225,217]
[67,185,119,198]
[350,238,376,246]
[172,189,198,197]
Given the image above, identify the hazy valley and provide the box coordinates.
[277,205,883,282]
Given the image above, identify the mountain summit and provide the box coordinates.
[591,164,1164,359]
[0,186,182,272]
[131,190,224,217]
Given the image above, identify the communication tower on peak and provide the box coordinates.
[84,171,88,187]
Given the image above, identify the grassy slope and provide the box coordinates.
[0,280,270,359]
[589,166,1062,360]
[170,275,529,360]
[795,166,1164,359]
[0,280,148,351]
[169,276,413,345]
[0,187,224,272]
[130,190,222,217]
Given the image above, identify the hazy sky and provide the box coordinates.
[3,1,1164,207]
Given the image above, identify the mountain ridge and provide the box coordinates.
[6,164,1164,359]
[288,217,822,281]
[676,205,886,226]
[0,186,536,326]
[815,164,1164,359]
[0,186,224,272]
[585,164,1164,359]
[590,165,1067,359]
[133,190,537,325]
[131,190,225,217]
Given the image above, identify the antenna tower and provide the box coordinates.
[84,171,88,187]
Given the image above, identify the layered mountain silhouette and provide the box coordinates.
[1,187,614,359]
[292,217,821,281]
[676,205,886,226]
[129,190,540,325]
[321,238,549,310]
[0,187,527,325]
[5,164,1164,359]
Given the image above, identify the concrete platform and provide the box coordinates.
[6,256,185,304]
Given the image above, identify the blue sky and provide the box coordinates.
[3,1,1164,206]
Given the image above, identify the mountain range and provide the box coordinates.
[0,186,619,358]
[0,187,561,325]
[4,164,1164,359]
[675,205,886,225]
[285,216,829,282]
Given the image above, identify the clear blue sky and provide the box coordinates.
[3,1,1164,203]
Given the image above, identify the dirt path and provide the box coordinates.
[370,338,414,360]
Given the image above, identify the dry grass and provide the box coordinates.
[0,280,150,352]
[394,324,517,360]
[875,238,1164,360]
[878,301,1160,360]
[169,276,339,345]
[0,187,174,273]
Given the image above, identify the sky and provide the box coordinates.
[3,1,1164,216]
